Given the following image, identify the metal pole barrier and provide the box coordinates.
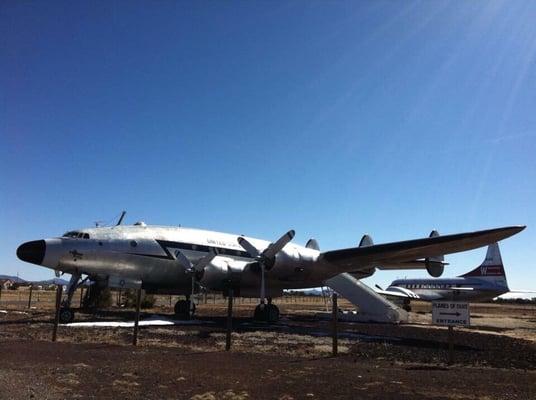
[79,287,84,308]
[52,285,62,342]
[133,288,142,346]
[448,326,454,365]
[27,286,33,309]
[225,289,234,351]
[332,292,338,357]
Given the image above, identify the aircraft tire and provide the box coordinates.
[253,304,279,323]
[174,300,195,319]
[59,308,75,324]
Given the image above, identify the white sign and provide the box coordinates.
[432,301,470,326]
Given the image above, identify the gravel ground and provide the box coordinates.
[0,302,535,399]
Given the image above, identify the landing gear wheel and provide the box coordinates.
[403,304,412,312]
[174,300,195,319]
[253,303,280,323]
[59,307,75,324]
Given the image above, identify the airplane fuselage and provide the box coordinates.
[20,224,324,297]
[388,277,508,302]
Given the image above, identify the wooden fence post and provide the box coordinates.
[27,286,33,309]
[332,292,338,356]
[132,288,142,346]
[226,289,234,351]
[52,285,62,342]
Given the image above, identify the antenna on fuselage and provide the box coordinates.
[116,211,127,226]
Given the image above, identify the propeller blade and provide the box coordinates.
[195,248,217,270]
[174,250,193,271]
[116,210,126,226]
[237,237,261,258]
[262,230,295,259]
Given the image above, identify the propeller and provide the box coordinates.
[175,249,217,315]
[116,211,127,226]
[237,230,295,307]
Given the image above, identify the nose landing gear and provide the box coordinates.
[58,273,88,324]
[57,273,94,324]
[59,307,75,324]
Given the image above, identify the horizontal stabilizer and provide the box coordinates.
[507,290,536,293]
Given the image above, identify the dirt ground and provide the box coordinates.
[0,292,535,399]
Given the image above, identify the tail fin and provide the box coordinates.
[460,243,506,278]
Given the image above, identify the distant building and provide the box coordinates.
[0,279,16,290]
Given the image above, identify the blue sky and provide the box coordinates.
[1,1,535,293]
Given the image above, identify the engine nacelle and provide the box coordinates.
[200,258,242,290]
[425,259,444,277]
[359,234,373,247]
[426,229,444,277]
[268,247,311,279]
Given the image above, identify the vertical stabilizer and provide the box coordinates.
[460,243,506,278]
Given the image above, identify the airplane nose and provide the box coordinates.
[17,240,46,265]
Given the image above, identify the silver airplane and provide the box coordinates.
[375,242,534,310]
[16,217,525,323]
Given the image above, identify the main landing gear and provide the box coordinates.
[253,298,280,323]
[174,296,196,320]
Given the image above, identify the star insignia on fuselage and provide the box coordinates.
[69,249,83,260]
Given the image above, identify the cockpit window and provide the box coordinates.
[63,231,78,238]
[62,231,90,239]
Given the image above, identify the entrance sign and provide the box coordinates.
[432,301,470,326]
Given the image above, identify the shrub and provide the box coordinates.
[122,289,156,309]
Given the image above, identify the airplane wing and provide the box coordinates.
[319,226,525,274]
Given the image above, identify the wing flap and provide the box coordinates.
[320,226,525,272]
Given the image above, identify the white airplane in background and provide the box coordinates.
[375,242,534,310]
[16,213,525,323]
